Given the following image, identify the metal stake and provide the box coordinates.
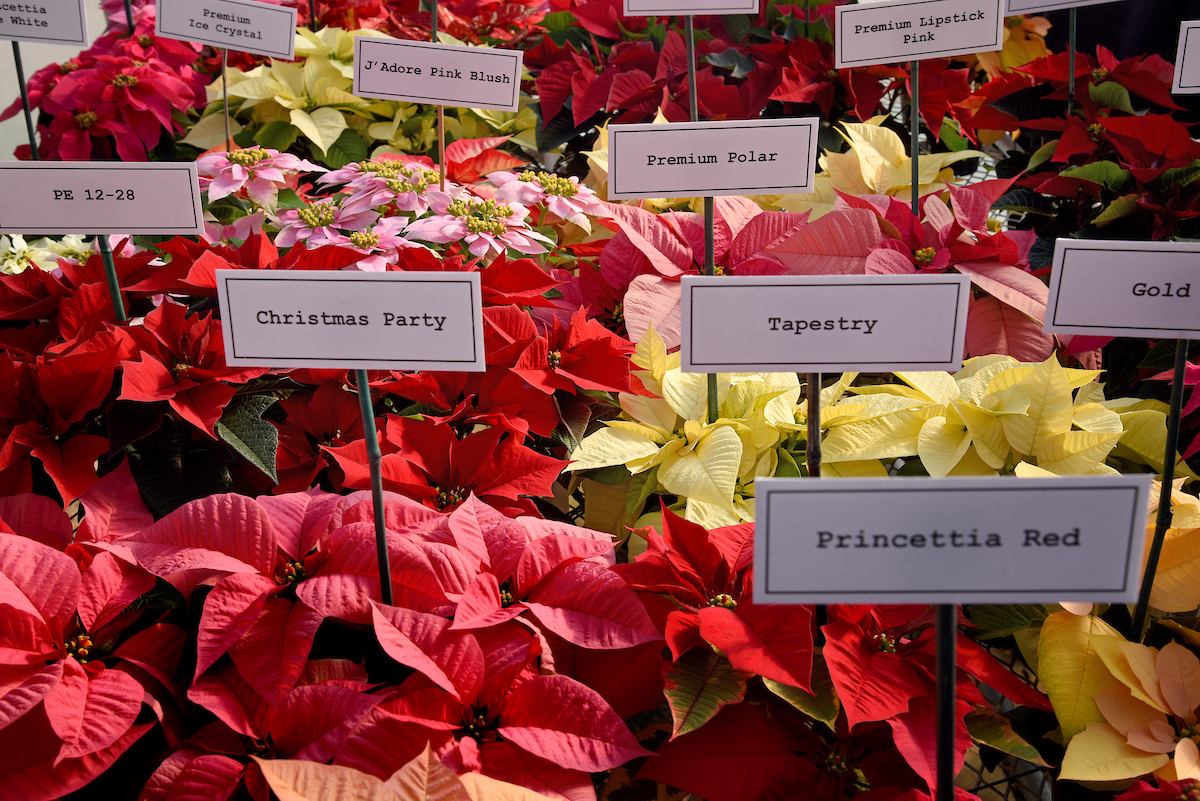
[123,0,134,35]
[684,16,720,423]
[936,603,958,801]
[1131,340,1191,639]
[910,60,920,217]
[355,369,394,605]
[222,49,233,151]
[432,0,446,191]
[97,236,127,322]
[1067,8,1077,117]
[806,374,822,477]
[12,42,37,160]
[309,0,317,29]
[805,0,812,38]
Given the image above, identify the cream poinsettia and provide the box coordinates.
[772,116,984,219]
[819,354,1131,476]
[567,324,801,525]
[1058,632,1200,784]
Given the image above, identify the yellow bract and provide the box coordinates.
[568,324,801,523]
[817,354,1158,477]
[773,117,984,218]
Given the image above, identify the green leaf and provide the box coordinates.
[254,121,300,152]
[704,49,756,79]
[276,188,305,211]
[765,651,839,729]
[1156,160,1200,192]
[1060,161,1133,192]
[321,128,369,171]
[1092,194,1141,227]
[967,604,1050,640]
[625,465,659,522]
[216,394,280,483]
[663,648,748,738]
[939,119,969,152]
[1027,140,1058,172]
[966,710,1050,767]
[775,447,803,478]
[1088,81,1137,115]
[724,13,752,42]
[585,464,637,486]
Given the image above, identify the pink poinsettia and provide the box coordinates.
[331,160,448,217]
[197,147,324,208]
[489,169,607,229]
[334,216,431,272]
[273,198,380,248]
[404,190,552,260]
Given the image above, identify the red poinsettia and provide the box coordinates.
[119,298,267,436]
[325,416,566,516]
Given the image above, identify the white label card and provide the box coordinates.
[1044,239,1200,338]
[623,0,760,16]
[0,0,87,46]
[0,162,203,235]
[353,38,523,112]
[1005,0,1124,13]
[835,0,1005,69]
[156,0,296,60]
[755,475,1153,605]
[217,271,486,371]
[680,274,970,373]
[608,118,819,200]
[1173,21,1200,95]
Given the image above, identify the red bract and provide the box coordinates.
[821,605,1052,796]
[0,499,180,799]
[326,416,566,516]
[119,299,267,436]
[273,383,366,494]
[618,508,813,691]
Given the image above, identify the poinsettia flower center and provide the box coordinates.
[350,231,381,249]
[822,751,850,775]
[385,168,437,194]
[1091,67,1110,83]
[435,486,466,510]
[137,35,152,46]
[64,634,94,663]
[547,350,562,369]
[445,198,512,236]
[276,560,306,586]
[227,148,271,168]
[874,632,897,653]
[298,200,339,229]
[75,110,98,130]
[914,246,936,266]
[498,581,517,607]
[172,362,193,380]
[458,706,494,742]
[708,593,737,610]
[111,73,138,88]
[1177,783,1200,801]
[517,170,579,198]
[361,159,404,178]
[1087,123,1104,141]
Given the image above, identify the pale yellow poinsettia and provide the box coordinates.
[1059,632,1200,784]
[820,354,1130,477]
[567,324,801,522]
[772,116,984,218]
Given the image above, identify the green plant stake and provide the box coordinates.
[310,0,317,28]
[97,237,127,323]
[355,369,394,605]
[11,43,37,162]
[910,60,920,218]
[684,16,720,424]
[1067,8,1077,116]
[123,0,134,35]
[1131,340,1191,640]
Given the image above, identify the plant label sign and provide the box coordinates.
[755,475,1154,605]
[353,38,523,112]
[680,274,970,372]
[1005,0,1124,12]
[217,270,487,371]
[1173,21,1200,95]
[623,0,760,16]
[156,0,296,60]
[0,161,203,235]
[607,118,819,199]
[0,0,87,46]
[835,0,1005,69]
[1044,239,1200,338]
